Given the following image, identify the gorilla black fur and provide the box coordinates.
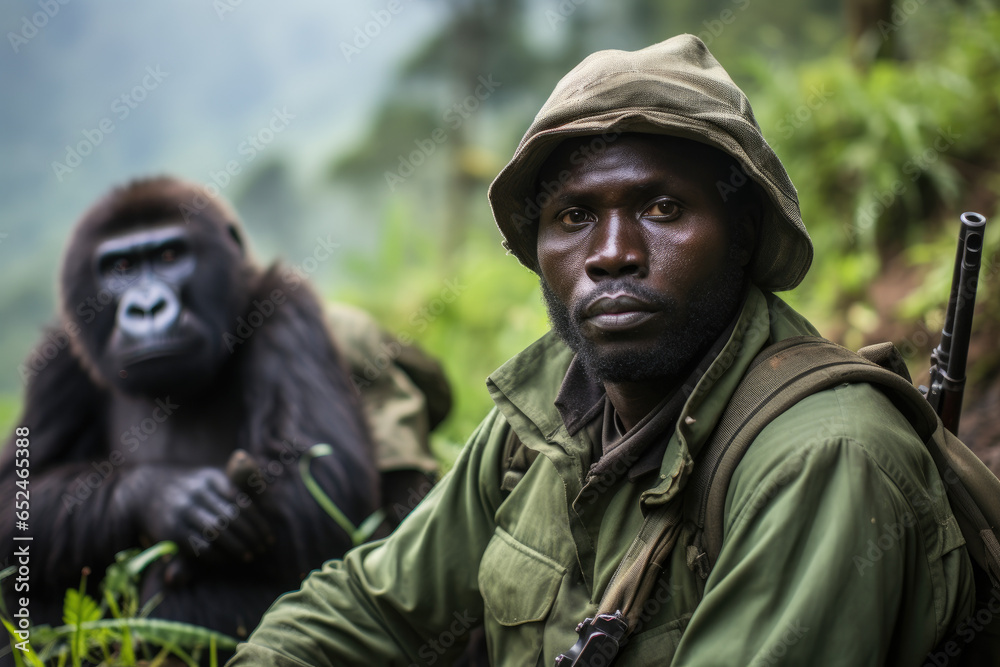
[0,177,380,641]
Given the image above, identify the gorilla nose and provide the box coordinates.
[117,281,181,337]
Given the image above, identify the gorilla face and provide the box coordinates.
[61,182,252,398]
[93,225,226,395]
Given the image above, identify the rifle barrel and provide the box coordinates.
[933,214,978,368]
[945,212,987,385]
[929,211,987,434]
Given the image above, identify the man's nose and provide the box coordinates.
[584,215,648,281]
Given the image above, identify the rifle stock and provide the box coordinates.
[925,211,988,435]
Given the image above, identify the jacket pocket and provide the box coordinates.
[479,527,566,664]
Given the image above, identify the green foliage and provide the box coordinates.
[0,393,20,443]
[334,199,549,467]
[64,583,102,667]
[745,5,1000,351]
[330,5,1000,470]
[300,444,386,544]
[0,543,235,667]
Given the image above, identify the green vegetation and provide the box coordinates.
[330,4,1000,468]
[1,543,235,666]
[332,205,550,465]
[746,5,1000,354]
[0,394,18,449]
[301,444,387,543]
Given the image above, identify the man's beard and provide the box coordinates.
[540,268,745,384]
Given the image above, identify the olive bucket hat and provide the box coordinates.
[487,34,813,292]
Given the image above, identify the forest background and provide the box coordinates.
[0,0,998,470]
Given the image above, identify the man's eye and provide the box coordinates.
[557,209,592,225]
[644,200,681,220]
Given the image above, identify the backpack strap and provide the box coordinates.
[856,340,913,383]
[685,335,1000,591]
[685,335,939,578]
[928,425,1000,587]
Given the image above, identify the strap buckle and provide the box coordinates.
[554,610,629,666]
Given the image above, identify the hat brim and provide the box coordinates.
[488,112,812,293]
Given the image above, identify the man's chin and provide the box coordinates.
[573,338,688,384]
[539,275,742,384]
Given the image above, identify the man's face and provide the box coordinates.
[535,133,750,383]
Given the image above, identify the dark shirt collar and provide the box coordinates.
[554,354,606,437]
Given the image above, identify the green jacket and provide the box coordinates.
[229,286,974,666]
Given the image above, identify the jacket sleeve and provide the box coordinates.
[226,408,509,667]
[671,388,973,666]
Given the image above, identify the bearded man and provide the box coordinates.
[229,34,973,666]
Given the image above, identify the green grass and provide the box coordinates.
[0,394,20,448]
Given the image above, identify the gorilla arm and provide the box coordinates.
[0,330,132,601]
[0,333,272,613]
[129,268,383,635]
[229,267,381,579]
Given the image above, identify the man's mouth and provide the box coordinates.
[581,294,658,332]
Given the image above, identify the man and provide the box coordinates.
[229,35,973,666]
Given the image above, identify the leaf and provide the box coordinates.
[300,444,361,542]
[62,589,103,627]
[64,578,103,667]
[2,616,46,667]
[44,618,238,652]
[124,541,179,579]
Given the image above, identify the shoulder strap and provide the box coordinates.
[557,334,1000,662]
[684,335,940,578]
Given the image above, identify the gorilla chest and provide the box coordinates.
[108,391,240,465]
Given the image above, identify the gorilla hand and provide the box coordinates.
[226,448,262,495]
[134,467,274,565]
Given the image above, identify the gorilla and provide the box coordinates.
[0,177,381,641]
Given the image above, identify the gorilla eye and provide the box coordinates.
[111,257,132,273]
[157,242,187,265]
[644,199,682,221]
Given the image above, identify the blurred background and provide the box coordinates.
[0,0,998,468]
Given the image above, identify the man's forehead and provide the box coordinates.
[537,133,735,186]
